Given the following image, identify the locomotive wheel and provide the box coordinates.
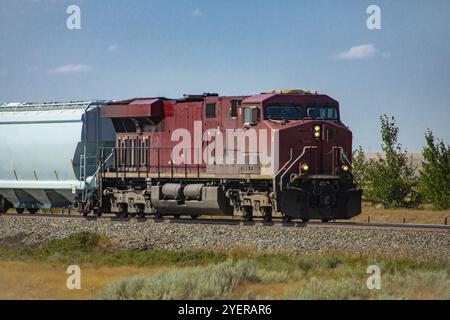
[94,208,103,217]
[135,205,146,218]
[82,207,90,217]
[261,207,272,223]
[190,214,199,219]
[117,204,128,218]
[243,207,253,222]
[16,208,25,214]
[28,208,38,215]
[321,218,330,223]
[138,211,146,218]
[282,215,292,223]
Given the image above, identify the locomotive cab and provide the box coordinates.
[249,91,362,221]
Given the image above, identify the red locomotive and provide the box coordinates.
[90,90,361,222]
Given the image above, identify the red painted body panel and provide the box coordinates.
[101,98,163,118]
[100,92,352,177]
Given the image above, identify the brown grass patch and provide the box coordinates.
[0,261,168,300]
[350,204,450,225]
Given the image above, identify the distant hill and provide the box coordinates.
[365,152,424,172]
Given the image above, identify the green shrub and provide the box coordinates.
[379,270,450,300]
[96,260,290,300]
[40,232,102,255]
[283,277,369,300]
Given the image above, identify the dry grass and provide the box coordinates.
[1,232,449,300]
[350,204,450,225]
[0,261,168,300]
[232,280,303,299]
[2,258,448,300]
[96,260,291,300]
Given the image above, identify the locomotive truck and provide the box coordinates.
[0,90,362,222]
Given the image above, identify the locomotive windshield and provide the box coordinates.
[306,106,338,120]
[264,105,305,120]
[264,105,338,121]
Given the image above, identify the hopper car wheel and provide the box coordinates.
[155,213,163,219]
[243,207,253,222]
[28,208,38,215]
[16,208,25,214]
[173,215,181,219]
[190,215,199,219]
[117,204,128,218]
[0,197,11,214]
[302,218,309,223]
[261,207,272,223]
[321,218,330,223]
[282,215,292,223]
[129,212,137,218]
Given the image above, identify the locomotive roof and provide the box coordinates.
[243,93,339,105]
[108,92,338,106]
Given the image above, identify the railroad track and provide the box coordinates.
[1,212,449,232]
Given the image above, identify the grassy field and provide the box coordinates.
[350,204,450,225]
[0,232,448,300]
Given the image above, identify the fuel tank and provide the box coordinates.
[0,101,115,209]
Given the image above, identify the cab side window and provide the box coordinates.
[243,106,259,125]
[205,103,216,118]
[230,100,241,118]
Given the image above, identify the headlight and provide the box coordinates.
[313,125,321,138]
[341,164,350,172]
[301,163,310,172]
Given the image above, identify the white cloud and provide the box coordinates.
[335,44,378,60]
[191,8,203,17]
[107,43,119,52]
[48,64,92,75]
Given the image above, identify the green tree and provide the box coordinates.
[363,115,418,208]
[352,146,367,191]
[418,130,450,209]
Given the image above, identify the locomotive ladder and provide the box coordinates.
[79,154,87,202]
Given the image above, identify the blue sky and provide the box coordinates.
[1,0,449,151]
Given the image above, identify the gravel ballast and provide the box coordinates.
[0,216,449,260]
